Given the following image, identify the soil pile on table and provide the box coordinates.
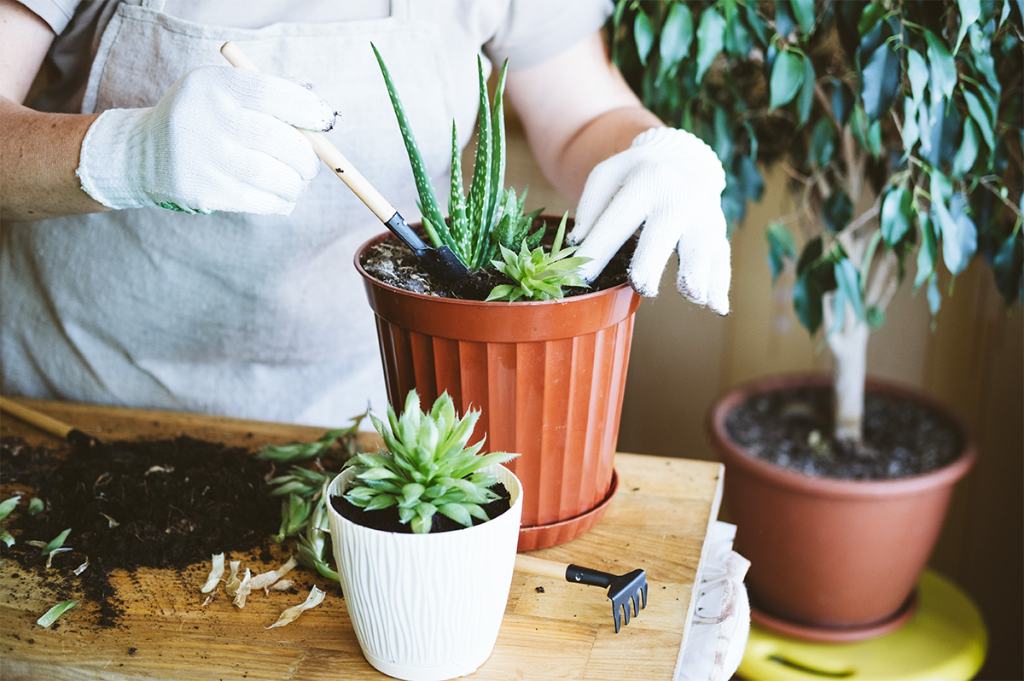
[331,483,511,534]
[1,436,277,626]
[361,236,634,299]
[725,387,962,480]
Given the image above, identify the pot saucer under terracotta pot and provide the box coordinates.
[707,374,975,641]
[355,224,641,551]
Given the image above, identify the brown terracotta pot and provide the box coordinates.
[355,227,641,551]
[708,373,975,637]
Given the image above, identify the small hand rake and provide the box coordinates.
[516,554,648,632]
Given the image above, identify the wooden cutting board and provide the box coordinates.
[0,399,723,680]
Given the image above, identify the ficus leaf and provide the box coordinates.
[634,10,655,66]
[881,186,912,246]
[861,39,901,120]
[695,8,726,83]
[769,50,805,109]
[924,30,957,103]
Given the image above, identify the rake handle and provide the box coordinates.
[219,41,397,223]
[0,396,98,448]
[515,555,612,588]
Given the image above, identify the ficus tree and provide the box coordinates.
[610,0,1022,442]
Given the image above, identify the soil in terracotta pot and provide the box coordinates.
[0,436,278,626]
[331,483,511,533]
[724,387,961,480]
[361,235,635,300]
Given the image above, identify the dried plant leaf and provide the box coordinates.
[265,586,326,629]
[232,568,253,608]
[224,560,242,597]
[250,556,297,592]
[145,465,174,476]
[46,547,72,569]
[269,579,294,592]
[99,512,119,529]
[36,600,77,628]
[73,559,89,576]
[200,553,225,594]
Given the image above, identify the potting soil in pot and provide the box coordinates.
[725,387,961,480]
[361,236,634,300]
[331,483,511,534]
[0,436,279,626]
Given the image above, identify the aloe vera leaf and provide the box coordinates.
[448,122,469,255]
[466,56,493,268]
[475,59,509,267]
[371,44,455,253]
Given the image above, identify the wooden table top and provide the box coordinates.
[0,399,723,680]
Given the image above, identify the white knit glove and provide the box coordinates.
[77,66,335,215]
[569,127,732,315]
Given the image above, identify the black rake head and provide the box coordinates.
[608,568,648,633]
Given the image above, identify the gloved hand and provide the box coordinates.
[568,127,732,315]
[77,66,336,215]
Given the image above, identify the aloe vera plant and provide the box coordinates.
[344,389,517,534]
[487,213,590,302]
[373,45,548,271]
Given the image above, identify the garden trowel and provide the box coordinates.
[219,42,469,282]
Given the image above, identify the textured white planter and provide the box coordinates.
[327,466,523,681]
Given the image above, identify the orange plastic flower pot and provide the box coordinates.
[355,228,641,550]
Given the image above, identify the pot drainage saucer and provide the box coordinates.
[750,590,919,643]
[516,469,619,552]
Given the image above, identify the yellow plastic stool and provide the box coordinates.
[740,571,987,681]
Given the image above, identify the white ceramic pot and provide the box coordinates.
[326,466,523,681]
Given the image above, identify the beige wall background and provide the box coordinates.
[504,118,1023,679]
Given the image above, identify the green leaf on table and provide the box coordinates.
[861,39,901,120]
[769,50,805,109]
[924,30,957,102]
[766,222,797,282]
[790,0,815,34]
[907,49,928,107]
[0,531,14,547]
[881,186,912,246]
[634,10,654,65]
[659,3,694,70]
[696,8,726,83]
[824,191,853,233]
[962,90,995,150]
[955,0,982,54]
[0,496,20,522]
[28,498,44,516]
[36,600,78,629]
[41,528,70,556]
[952,119,979,176]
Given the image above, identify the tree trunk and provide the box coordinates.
[826,317,869,442]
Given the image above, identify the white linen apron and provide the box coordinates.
[1,0,483,424]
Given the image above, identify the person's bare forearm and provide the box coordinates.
[547,105,661,199]
[0,98,107,221]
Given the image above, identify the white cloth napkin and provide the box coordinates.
[676,522,751,681]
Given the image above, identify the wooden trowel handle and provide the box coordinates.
[515,554,570,580]
[219,41,397,223]
[0,396,92,446]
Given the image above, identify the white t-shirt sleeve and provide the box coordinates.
[484,0,613,70]
[15,0,81,33]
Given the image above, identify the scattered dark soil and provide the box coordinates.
[724,387,962,480]
[0,436,278,626]
[361,230,634,300]
[331,483,512,534]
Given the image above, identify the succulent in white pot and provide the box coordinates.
[326,389,522,681]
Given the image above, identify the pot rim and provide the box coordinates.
[353,229,635,308]
[325,464,523,538]
[707,372,976,499]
